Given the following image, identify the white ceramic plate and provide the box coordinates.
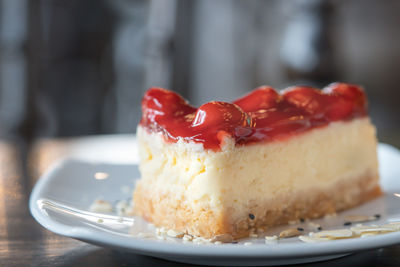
[30,143,400,266]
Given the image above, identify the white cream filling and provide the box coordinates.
[136,118,379,216]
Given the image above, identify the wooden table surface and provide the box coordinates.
[1,136,400,267]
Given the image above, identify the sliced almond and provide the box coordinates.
[182,234,193,241]
[211,234,233,243]
[350,225,395,235]
[299,235,330,243]
[265,235,278,241]
[312,229,353,239]
[300,220,400,242]
[279,228,301,238]
[166,229,184,238]
[385,222,400,230]
[361,233,380,238]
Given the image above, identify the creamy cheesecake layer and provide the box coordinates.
[134,118,380,238]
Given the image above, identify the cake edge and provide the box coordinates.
[132,170,381,240]
[132,117,381,240]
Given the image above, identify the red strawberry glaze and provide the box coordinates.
[139,83,368,151]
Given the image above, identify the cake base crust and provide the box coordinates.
[133,171,381,240]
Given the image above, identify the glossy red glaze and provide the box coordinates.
[140,83,368,150]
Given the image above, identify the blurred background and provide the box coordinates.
[1,1,400,265]
[0,0,399,146]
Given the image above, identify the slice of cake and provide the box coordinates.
[133,83,381,240]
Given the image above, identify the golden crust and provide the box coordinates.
[132,171,382,240]
[133,182,229,237]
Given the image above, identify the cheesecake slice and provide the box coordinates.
[133,83,381,240]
